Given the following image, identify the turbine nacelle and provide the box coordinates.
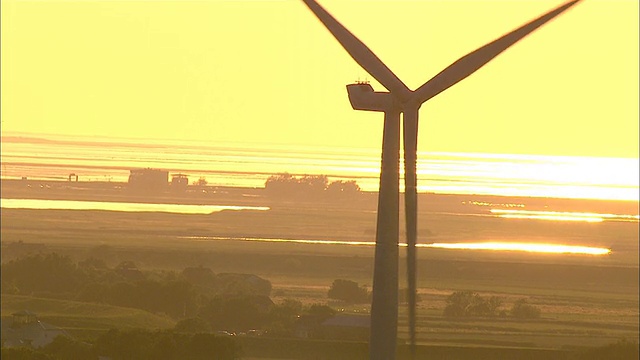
[346,83,396,112]
[347,83,420,113]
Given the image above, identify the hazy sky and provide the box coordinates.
[2,0,638,158]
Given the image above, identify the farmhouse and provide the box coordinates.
[1,310,68,348]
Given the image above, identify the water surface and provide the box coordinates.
[0,198,269,214]
[2,133,638,201]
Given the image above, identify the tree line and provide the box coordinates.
[0,254,545,326]
[4,331,637,360]
[3,257,637,359]
[443,290,541,319]
[1,329,240,360]
[0,253,337,339]
[264,173,361,199]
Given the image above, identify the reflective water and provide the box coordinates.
[490,209,639,223]
[2,133,638,201]
[0,198,269,214]
[1,198,617,256]
[182,236,611,256]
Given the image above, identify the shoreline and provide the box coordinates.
[1,178,638,216]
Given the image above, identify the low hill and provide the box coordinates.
[1,294,175,338]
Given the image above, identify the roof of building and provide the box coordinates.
[1,311,69,349]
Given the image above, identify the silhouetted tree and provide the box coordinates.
[182,266,216,287]
[0,253,83,295]
[198,295,273,332]
[194,177,207,187]
[265,173,359,199]
[299,175,329,192]
[443,291,503,318]
[306,304,336,320]
[264,173,297,196]
[216,273,271,297]
[101,279,197,318]
[77,257,108,270]
[444,290,474,318]
[327,279,369,304]
[398,288,422,304]
[265,299,304,337]
[326,180,361,197]
[42,335,93,360]
[510,298,541,319]
[115,260,144,281]
[471,295,502,317]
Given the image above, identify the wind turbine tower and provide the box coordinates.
[302,1,582,359]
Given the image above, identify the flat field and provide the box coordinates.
[0,294,175,340]
[1,180,638,352]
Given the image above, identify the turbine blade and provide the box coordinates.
[414,0,581,103]
[302,0,412,102]
[403,108,419,358]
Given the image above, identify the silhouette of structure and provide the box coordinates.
[302,1,582,359]
[1,310,68,348]
[128,168,169,193]
[171,173,189,192]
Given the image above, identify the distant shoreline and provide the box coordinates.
[1,178,637,217]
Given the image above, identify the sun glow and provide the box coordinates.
[423,242,611,255]
[184,236,611,256]
[490,209,639,223]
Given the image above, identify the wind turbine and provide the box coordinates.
[301,1,582,359]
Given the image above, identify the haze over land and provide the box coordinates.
[2,0,638,203]
[1,0,638,358]
[2,134,638,201]
[2,0,638,158]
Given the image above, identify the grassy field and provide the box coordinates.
[1,183,638,355]
[1,294,175,339]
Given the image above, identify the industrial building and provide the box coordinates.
[128,168,168,193]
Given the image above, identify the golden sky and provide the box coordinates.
[2,0,638,159]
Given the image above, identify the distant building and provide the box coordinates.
[128,168,168,193]
[171,173,189,192]
[1,310,68,348]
